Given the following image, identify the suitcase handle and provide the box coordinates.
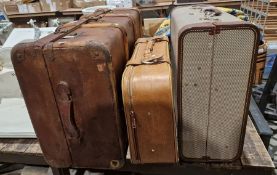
[80,8,112,21]
[144,37,163,56]
[56,81,80,140]
[142,37,168,64]
[54,8,111,35]
[203,7,222,16]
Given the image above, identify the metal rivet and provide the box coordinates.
[110,160,120,168]
[130,111,134,116]
[151,149,155,152]
[16,53,24,62]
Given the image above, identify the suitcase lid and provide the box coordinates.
[171,5,241,33]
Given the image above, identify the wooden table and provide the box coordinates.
[0,117,274,175]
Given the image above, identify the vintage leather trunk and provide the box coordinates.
[122,36,178,164]
[171,5,259,162]
[11,8,141,168]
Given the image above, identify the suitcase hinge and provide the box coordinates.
[215,25,220,34]
[130,111,136,128]
[129,110,141,162]
[209,25,221,35]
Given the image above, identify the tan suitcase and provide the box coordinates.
[122,36,178,164]
[171,5,259,162]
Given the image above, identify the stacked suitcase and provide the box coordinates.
[12,8,142,168]
[171,5,259,162]
[11,5,259,168]
[122,36,178,164]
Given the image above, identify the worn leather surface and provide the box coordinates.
[81,8,142,55]
[122,36,178,164]
[12,43,72,167]
[11,8,142,168]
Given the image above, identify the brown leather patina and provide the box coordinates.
[122,36,179,164]
[11,8,142,168]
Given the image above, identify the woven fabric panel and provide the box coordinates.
[181,29,255,160]
[207,29,255,160]
[181,31,213,159]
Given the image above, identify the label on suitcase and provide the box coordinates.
[171,5,259,162]
[122,36,178,164]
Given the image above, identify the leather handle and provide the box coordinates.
[142,37,165,64]
[144,39,155,57]
[56,81,80,140]
[93,8,112,16]
[54,8,111,37]
[203,7,222,16]
[143,36,164,57]
[80,8,111,20]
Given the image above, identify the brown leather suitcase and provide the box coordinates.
[11,9,141,168]
[171,5,259,162]
[122,36,178,164]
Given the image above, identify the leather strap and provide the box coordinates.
[51,8,112,42]
[127,36,170,66]
[80,8,112,19]
[135,36,168,45]
[45,9,129,61]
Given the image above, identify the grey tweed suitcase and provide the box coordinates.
[171,5,259,162]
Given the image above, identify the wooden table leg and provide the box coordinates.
[51,167,70,175]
